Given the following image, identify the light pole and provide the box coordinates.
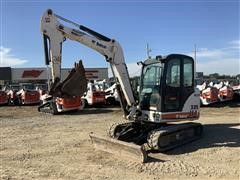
[193,44,197,61]
[146,43,152,59]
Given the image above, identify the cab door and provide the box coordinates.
[181,58,194,106]
[162,58,181,112]
[162,55,194,112]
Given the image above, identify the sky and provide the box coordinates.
[0,0,239,76]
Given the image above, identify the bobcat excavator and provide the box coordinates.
[41,9,203,163]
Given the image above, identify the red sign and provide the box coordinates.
[22,70,44,78]
[85,70,99,79]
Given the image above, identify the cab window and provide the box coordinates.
[183,58,193,87]
[166,59,180,87]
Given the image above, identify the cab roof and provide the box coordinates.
[143,54,194,65]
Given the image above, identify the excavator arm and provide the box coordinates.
[40,9,137,119]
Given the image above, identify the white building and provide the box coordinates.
[0,67,108,84]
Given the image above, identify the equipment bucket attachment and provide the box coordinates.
[61,60,87,97]
[50,60,87,97]
[89,133,148,163]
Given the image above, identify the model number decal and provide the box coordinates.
[191,105,198,110]
[45,17,50,23]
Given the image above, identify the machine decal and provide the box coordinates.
[191,105,198,110]
[91,39,106,49]
[71,29,85,36]
[96,42,106,49]
[45,17,50,23]
[162,112,199,119]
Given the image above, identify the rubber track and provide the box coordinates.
[38,102,58,115]
[147,123,203,152]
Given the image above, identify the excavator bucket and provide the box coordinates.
[61,60,87,96]
[50,60,87,97]
[89,133,148,163]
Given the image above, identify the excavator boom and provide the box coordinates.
[40,9,137,118]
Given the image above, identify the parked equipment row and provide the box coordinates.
[196,80,240,105]
[0,82,110,108]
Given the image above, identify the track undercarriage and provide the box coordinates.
[38,99,58,115]
[109,121,203,152]
[90,121,203,163]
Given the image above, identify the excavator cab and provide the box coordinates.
[91,54,202,163]
[139,54,196,114]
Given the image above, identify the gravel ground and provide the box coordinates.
[0,103,239,180]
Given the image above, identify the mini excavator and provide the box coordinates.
[40,9,202,162]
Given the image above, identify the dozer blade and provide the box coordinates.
[89,133,148,163]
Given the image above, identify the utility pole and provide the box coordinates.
[193,44,197,61]
[192,44,201,78]
[146,43,152,59]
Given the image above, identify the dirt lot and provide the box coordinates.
[0,103,239,180]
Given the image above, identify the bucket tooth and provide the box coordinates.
[89,133,148,163]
